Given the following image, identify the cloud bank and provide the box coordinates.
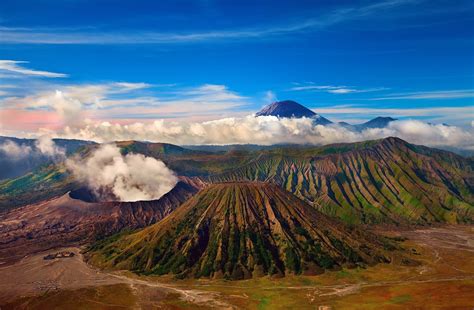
[0,136,65,160]
[66,144,178,202]
[0,59,471,151]
[35,135,66,158]
[57,116,474,150]
[0,82,249,131]
[0,140,32,160]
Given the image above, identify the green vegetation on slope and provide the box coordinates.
[0,164,75,211]
[209,137,474,225]
[87,182,402,280]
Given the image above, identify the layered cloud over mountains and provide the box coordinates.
[0,135,65,160]
[0,139,32,159]
[54,105,473,150]
[1,76,473,150]
[1,60,472,150]
[34,135,66,158]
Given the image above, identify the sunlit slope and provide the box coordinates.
[208,137,474,224]
[88,182,400,280]
[0,164,76,211]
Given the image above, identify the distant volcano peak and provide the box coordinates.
[256,100,332,125]
[256,100,316,118]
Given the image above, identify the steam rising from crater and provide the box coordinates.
[66,144,178,202]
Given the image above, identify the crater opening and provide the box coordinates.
[69,187,102,203]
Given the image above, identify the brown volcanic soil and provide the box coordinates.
[0,181,200,265]
[0,226,472,309]
[0,247,123,302]
[0,247,234,309]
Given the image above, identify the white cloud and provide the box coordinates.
[35,135,65,158]
[179,84,246,102]
[327,88,356,94]
[55,115,474,150]
[362,120,474,149]
[370,89,474,100]
[0,84,16,96]
[264,91,277,104]
[313,104,474,126]
[0,136,69,161]
[111,82,151,93]
[314,105,473,116]
[40,90,84,124]
[1,82,249,124]
[289,84,388,94]
[1,83,148,124]
[0,0,417,44]
[0,140,32,160]
[66,144,178,202]
[0,60,67,78]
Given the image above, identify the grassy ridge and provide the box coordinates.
[0,164,76,211]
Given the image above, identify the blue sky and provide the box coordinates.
[0,0,473,135]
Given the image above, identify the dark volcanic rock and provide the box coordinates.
[0,180,202,264]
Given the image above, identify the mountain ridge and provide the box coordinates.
[208,137,474,224]
[1,137,472,226]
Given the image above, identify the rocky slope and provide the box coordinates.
[87,182,400,280]
[0,181,201,264]
[209,137,474,225]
